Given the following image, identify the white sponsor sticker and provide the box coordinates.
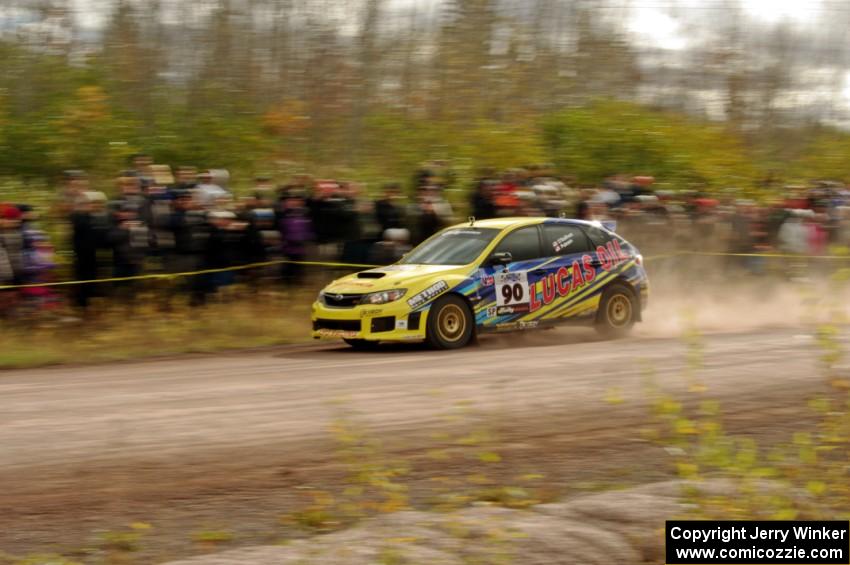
[552,233,574,253]
[407,280,450,309]
[495,271,530,308]
[396,319,408,330]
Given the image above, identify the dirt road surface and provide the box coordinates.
[0,327,835,560]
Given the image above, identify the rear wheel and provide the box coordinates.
[595,282,637,339]
[426,295,474,350]
[344,338,381,350]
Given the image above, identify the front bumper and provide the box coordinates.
[311,299,429,342]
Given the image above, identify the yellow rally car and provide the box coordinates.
[311,217,649,349]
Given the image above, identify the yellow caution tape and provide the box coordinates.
[643,251,850,262]
[687,251,850,260]
[642,251,687,262]
[0,258,379,290]
[2,250,849,290]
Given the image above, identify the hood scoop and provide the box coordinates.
[357,272,387,279]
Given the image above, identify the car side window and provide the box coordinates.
[542,224,593,256]
[492,226,543,263]
[584,225,624,249]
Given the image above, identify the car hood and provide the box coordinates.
[323,264,466,294]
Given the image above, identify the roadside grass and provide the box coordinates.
[644,269,850,520]
[0,289,314,370]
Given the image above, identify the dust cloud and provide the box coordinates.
[639,262,849,337]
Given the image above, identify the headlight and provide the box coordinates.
[360,288,407,305]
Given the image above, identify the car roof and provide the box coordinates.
[449,217,600,231]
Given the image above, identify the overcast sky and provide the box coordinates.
[39,0,832,55]
[41,0,850,107]
[626,0,828,50]
[63,0,831,37]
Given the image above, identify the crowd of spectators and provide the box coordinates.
[469,171,850,274]
[0,157,458,314]
[2,157,850,315]
[566,176,850,274]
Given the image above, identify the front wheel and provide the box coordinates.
[595,282,637,339]
[426,295,474,350]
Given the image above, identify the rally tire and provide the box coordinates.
[426,295,474,350]
[344,338,381,350]
[595,282,637,339]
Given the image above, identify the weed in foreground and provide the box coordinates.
[645,282,850,521]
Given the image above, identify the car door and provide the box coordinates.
[477,225,549,329]
[530,222,599,323]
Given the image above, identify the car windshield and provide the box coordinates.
[400,228,500,265]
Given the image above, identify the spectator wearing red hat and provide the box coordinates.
[0,204,24,286]
[0,208,13,286]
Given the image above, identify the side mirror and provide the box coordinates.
[489,251,513,266]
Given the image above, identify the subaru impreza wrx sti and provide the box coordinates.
[311,217,649,349]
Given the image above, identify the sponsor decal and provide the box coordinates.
[360,308,383,318]
[445,229,486,236]
[496,320,538,330]
[396,319,408,330]
[478,269,495,287]
[495,271,530,308]
[595,239,629,271]
[486,306,498,318]
[346,281,376,288]
[528,249,631,313]
[496,304,530,315]
[552,232,575,253]
[407,280,450,309]
[315,329,359,339]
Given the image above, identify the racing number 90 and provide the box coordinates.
[501,282,524,304]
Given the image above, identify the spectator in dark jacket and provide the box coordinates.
[471,179,497,220]
[203,210,242,295]
[167,190,207,305]
[375,184,404,234]
[70,193,108,310]
[308,180,343,246]
[109,205,148,281]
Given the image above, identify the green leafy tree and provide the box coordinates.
[543,99,756,190]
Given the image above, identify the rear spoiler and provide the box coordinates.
[592,220,618,233]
